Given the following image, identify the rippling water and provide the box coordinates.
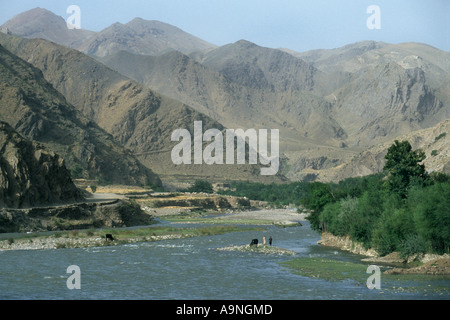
[0,221,449,300]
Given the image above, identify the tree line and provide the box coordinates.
[215,140,450,258]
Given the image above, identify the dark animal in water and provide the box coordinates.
[250,239,258,246]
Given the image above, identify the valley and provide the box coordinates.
[0,7,448,244]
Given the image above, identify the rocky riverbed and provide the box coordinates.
[0,233,186,251]
[217,244,297,255]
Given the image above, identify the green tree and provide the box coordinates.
[409,183,450,254]
[303,182,335,232]
[188,180,214,193]
[383,140,428,198]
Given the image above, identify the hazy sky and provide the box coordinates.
[1,0,448,52]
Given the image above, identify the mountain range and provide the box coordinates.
[1,7,449,186]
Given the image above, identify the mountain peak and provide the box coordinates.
[234,39,258,48]
[3,7,64,30]
[80,16,216,57]
[2,7,94,48]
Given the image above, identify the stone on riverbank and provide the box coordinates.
[217,244,297,256]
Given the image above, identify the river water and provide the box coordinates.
[0,220,449,300]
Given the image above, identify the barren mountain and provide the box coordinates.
[0,43,161,186]
[100,44,347,152]
[0,34,282,183]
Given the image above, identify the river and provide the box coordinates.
[0,220,448,300]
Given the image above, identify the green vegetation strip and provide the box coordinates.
[280,258,369,282]
[280,258,450,294]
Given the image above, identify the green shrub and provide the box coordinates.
[188,180,213,193]
[434,132,446,141]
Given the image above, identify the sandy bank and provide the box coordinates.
[213,208,308,224]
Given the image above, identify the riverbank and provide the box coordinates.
[318,232,450,275]
[0,225,263,251]
[0,207,306,251]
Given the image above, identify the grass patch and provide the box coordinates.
[280,257,450,295]
[280,258,369,282]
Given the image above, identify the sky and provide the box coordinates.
[0,0,449,52]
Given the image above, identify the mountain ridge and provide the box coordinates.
[1,7,217,57]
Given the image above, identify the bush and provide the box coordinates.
[434,132,446,141]
[372,208,415,256]
[188,180,213,193]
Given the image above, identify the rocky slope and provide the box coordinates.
[0,121,82,208]
[0,43,161,186]
[0,198,154,233]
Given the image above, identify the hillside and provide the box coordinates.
[100,44,347,152]
[0,43,161,186]
[0,121,82,208]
